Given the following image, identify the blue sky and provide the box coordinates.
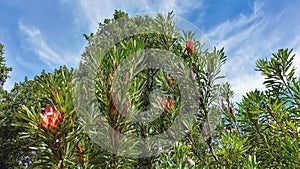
[1,0,300,101]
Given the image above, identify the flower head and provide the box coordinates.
[76,143,83,162]
[77,143,83,153]
[40,104,62,132]
[229,106,235,117]
[186,40,194,53]
[160,98,174,113]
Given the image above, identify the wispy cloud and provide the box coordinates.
[18,21,74,67]
[287,32,300,77]
[206,1,300,102]
[62,0,203,32]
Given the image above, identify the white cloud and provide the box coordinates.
[206,1,300,102]
[18,21,75,67]
[62,0,203,32]
[230,72,266,102]
[208,2,264,43]
[287,32,300,77]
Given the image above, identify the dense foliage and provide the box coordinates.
[0,10,299,168]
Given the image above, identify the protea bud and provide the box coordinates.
[160,98,174,113]
[166,98,174,110]
[77,143,83,153]
[186,40,194,53]
[229,106,235,117]
[109,100,117,116]
[108,92,118,116]
[81,84,87,95]
[165,76,175,89]
[76,144,83,162]
[125,71,129,81]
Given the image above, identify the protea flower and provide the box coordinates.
[77,143,83,162]
[108,92,118,116]
[160,98,174,113]
[81,84,87,95]
[77,144,83,153]
[229,106,235,117]
[186,40,194,53]
[165,76,175,89]
[40,104,62,132]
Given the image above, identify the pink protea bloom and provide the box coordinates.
[40,104,62,132]
[186,40,194,53]
[77,144,83,153]
[77,143,83,162]
[160,98,174,113]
